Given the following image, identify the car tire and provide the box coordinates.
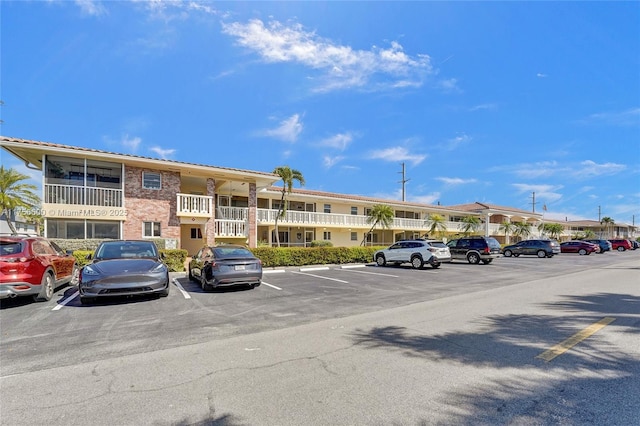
[70,265,79,286]
[201,275,213,292]
[375,254,386,267]
[617,246,625,252]
[537,250,547,258]
[467,252,481,264]
[431,261,441,269]
[188,268,195,281]
[503,250,512,257]
[578,249,587,255]
[411,256,423,269]
[482,259,493,264]
[34,271,54,302]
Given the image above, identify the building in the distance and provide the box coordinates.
[1,136,635,253]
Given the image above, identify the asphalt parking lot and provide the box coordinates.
[1,249,638,377]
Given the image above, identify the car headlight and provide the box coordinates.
[150,263,168,273]
[82,265,99,276]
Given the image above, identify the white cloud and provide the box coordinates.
[574,160,627,178]
[261,114,303,143]
[581,108,640,126]
[368,146,426,166]
[443,133,472,150]
[323,156,345,168]
[409,193,441,205]
[149,146,176,159]
[75,0,107,17]
[469,103,497,111]
[512,183,563,203]
[317,132,354,151]
[120,134,142,152]
[536,73,548,78]
[435,177,477,186]
[221,19,433,92]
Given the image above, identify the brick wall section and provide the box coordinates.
[205,178,216,246]
[124,166,181,241]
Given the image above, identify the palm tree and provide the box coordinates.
[424,213,447,238]
[272,166,305,247]
[512,221,532,240]
[362,204,394,246]
[458,215,481,236]
[498,220,516,243]
[601,216,614,238]
[539,222,564,240]
[0,166,40,234]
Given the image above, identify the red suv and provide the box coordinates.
[608,239,633,252]
[0,235,78,302]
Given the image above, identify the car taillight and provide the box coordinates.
[484,247,490,254]
[428,247,436,253]
[1,256,32,263]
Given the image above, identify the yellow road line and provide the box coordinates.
[536,317,615,362]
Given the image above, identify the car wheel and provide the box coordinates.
[375,254,386,267]
[431,260,441,269]
[80,296,95,305]
[537,250,547,258]
[34,271,54,302]
[411,256,423,269]
[159,286,169,297]
[482,259,493,264]
[188,268,195,281]
[503,249,512,257]
[578,249,587,255]
[514,253,521,257]
[467,252,480,264]
[617,246,625,252]
[201,275,213,292]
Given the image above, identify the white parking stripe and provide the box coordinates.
[52,290,79,310]
[292,271,349,283]
[338,269,399,277]
[261,282,282,290]
[172,278,191,299]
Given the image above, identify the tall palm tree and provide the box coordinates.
[601,216,614,238]
[458,215,481,236]
[272,166,305,247]
[0,166,40,234]
[512,221,532,240]
[362,204,394,246]
[498,220,516,243]
[539,222,564,240]
[424,213,447,239]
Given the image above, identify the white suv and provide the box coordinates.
[373,240,444,269]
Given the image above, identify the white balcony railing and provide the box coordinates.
[45,184,123,207]
[176,193,213,216]
[215,220,248,237]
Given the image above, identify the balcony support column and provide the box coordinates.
[248,182,257,248]
[206,178,216,246]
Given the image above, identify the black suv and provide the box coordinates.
[446,236,501,264]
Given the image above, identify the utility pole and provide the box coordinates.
[531,191,537,213]
[598,205,601,222]
[398,162,410,202]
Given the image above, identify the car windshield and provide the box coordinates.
[213,247,254,258]
[0,241,23,256]
[96,242,157,259]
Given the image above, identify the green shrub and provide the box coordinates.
[250,246,384,268]
[70,248,187,272]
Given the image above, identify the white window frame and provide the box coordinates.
[323,231,331,240]
[142,171,161,190]
[143,221,162,238]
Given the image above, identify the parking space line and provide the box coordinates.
[338,269,399,277]
[536,317,615,362]
[292,271,349,283]
[52,290,79,311]
[262,281,282,290]
[172,278,192,299]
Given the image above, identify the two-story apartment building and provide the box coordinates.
[1,136,566,253]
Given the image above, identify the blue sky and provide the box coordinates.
[1,1,639,224]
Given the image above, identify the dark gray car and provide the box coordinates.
[447,236,501,264]
[502,239,560,258]
[188,245,262,291]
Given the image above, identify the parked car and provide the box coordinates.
[446,236,501,264]
[421,239,452,263]
[608,239,633,252]
[0,235,78,302]
[582,239,612,253]
[502,239,560,258]
[373,240,442,269]
[78,240,169,304]
[189,245,263,290]
[631,240,640,250]
[560,240,599,255]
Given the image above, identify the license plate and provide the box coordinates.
[234,265,245,271]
